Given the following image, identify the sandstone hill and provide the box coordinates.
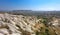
[0,13,60,35]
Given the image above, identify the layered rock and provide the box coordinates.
[0,13,60,35]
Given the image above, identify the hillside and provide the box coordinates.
[0,13,60,35]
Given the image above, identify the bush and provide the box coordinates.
[45,29,49,35]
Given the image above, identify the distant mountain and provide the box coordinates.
[0,10,60,16]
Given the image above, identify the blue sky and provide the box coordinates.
[0,0,60,11]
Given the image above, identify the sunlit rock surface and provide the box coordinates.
[0,13,38,35]
[0,13,60,35]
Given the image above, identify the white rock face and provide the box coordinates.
[0,33,4,35]
[0,13,60,35]
[0,13,38,35]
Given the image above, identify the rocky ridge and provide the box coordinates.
[0,13,60,35]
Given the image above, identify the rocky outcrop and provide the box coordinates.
[0,13,38,35]
[0,13,60,35]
